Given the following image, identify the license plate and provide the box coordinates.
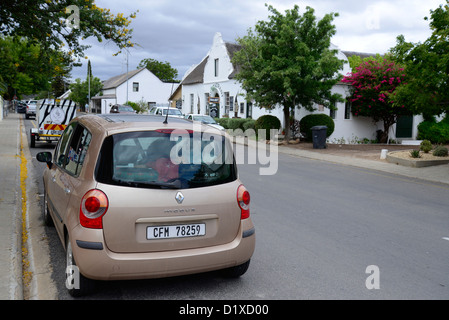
[147,224,206,240]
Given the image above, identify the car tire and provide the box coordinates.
[66,235,95,297]
[222,260,251,278]
[43,191,54,227]
[30,131,35,148]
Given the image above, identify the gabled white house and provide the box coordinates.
[92,68,176,114]
[178,32,422,143]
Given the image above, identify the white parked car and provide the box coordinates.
[185,114,225,131]
[149,106,184,118]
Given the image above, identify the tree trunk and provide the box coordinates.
[283,105,290,144]
[380,117,396,143]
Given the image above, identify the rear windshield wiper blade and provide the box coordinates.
[114,179,181,189]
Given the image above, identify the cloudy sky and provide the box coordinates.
[71,0,446,82]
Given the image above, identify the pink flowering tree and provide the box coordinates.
[342,57,410,143]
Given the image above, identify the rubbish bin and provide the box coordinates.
[311,125,327,149]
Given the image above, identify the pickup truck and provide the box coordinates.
[25,100,37,119]
[30,99,77,147]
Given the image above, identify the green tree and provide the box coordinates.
[0,0,137,63]
[390,1,449,118]
[0,36,71,99]
[231,4,345,141]
[137,58,179,82]
[69,77,102,111]
[341,57,409,143]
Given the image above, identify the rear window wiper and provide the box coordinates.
[113,179,181,189]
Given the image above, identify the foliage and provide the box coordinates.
[299,114,335,141]
[417,119,449,144]
[341,56,410,143]
[243,119,256,131]
[137,58,179,82]
[0,36,71,99]
[214,117,230,129]
[0,0,137,63]
[231,4,345,141]
[420,140,433,153]
[227,118,249,131]
[433,146,449,157]
[69,77,102,110]
[390,1,449,117]
[410,150,421,158]
[255,115,281,140]
[125,99,148,114]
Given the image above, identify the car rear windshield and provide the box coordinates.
[95,130,237,189]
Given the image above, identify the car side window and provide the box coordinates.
[65,125,92,176]
[54,122,76,168]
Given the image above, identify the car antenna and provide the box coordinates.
[163,82,175,124]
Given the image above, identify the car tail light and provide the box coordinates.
[237,185,250,219]
[80,189,108,229]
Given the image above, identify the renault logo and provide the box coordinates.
[175,192,184,204]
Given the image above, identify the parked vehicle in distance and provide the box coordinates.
[149,106,184,118]
[185,114,225,131]
[16,101,27,113]
[25,100,38,119]
[36,114,255,297]
[30,99,77,148]
[110,104,136,114]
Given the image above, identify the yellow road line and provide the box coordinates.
[19,118,32,292]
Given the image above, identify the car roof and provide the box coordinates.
[75,114,212,134]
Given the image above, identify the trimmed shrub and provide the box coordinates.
[299,114,335,141]
[227,118,248,131]
[255,115,281,140]
[243,119,256,131]
[420,140,432,153]
[417,120,449,144]
[215,117,230,129]
[432,146,448,157]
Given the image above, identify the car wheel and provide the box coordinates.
[66,235,95,297]
[222,260,251,278]
[30,132,35,148]
[43,191,53,227]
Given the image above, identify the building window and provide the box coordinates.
[224,92,230,115]
[240,102,245,114]
[133,82,139,92]
[190,94,194,114]
[229,96,234,112]
[330,108,336,119]
[214,58,219,77]
[204,93,209,114]
[344,101,351,119]
[247,102,253,119]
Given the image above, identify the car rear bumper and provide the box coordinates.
[70,219,255,281]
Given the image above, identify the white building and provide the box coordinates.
[92,68,176,114]
[178,32,422,143]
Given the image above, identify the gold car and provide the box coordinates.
[37,114,255,297]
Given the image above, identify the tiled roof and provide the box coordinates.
[102,68,146,89]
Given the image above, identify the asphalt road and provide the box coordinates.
[25,117,449,300]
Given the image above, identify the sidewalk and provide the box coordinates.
[0,113,448,300]
[0,112,23,300]
[244,138,449,185]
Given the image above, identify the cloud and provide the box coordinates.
[70,0,446,82]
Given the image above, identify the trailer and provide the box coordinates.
[30,99,77,148]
